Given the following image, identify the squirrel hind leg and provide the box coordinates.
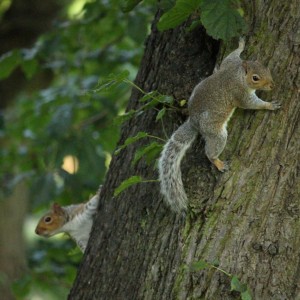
[204,131,228,172]
[212,159,229,172]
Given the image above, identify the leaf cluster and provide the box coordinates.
[123,0,247,40]
[157,0,247,40]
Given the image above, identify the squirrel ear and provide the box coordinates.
[242,61,248,74]
[52,203,63,214]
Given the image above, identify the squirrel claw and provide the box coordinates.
[270,101,281,110]
[222,161,230,172]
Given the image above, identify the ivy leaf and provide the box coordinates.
[114,109,138,125]
[156,107,166,121]
[95,70,130,94]
[159,94,174,104]
[230,275,247,293]
[200,0,247,40]
[157,0,201,31]
[191,260,210,271]
[114,175,143,196]
[0,49,21,79]
[139,91,160,102]
[21,59,38,79]
[132,142,163,166]
[115,131,149,154]
[141,98,160,110]
[241,290,252,300]
[179,99,187,106]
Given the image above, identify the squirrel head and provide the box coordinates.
[35,203,67,237]
[242,61,274,91]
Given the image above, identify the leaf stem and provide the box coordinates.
[147,134,166,142]
[141,179,159,183]
[211,265,232,277]
[123,79,146,95]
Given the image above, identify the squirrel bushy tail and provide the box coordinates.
[158,120,197,212]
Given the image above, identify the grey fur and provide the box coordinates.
[158,39,280,212]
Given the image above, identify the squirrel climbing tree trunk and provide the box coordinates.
[69,1,300,299]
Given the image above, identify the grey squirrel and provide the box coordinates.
[35,188,101,252]
[158,39,280,213]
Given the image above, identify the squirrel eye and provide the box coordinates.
[44,216,52,223]
[252,75,260,82]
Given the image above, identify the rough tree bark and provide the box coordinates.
[70,1,299,299]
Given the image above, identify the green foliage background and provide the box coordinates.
[0,0,246,298]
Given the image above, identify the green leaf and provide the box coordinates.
[68,247,83,256]
[95,71,130,94]
[156,107,166,121]
[114,175,143,196]
[141,98,160,110]
[230,275,247,293]
[157,0,201,31]
[191,260,210,271]
[200,0,247,41]
[114,109,137,125]
[11,274,31,298]
[139,91,159,102]
[121,0,142,13]
[187,19,202,32]
[0,49,21,80]
[210,259,220,267]
[132,142,163,166]
[115,131,149,154]
[179,99,187,106]
[159,95,174,104]
[21,58,38,79]
[241,290,252,300]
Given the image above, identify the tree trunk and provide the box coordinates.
[70,2,300,299]
[0,181,29,300]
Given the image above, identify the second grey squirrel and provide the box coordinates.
[158,39,280,213]
[35,187,101,252]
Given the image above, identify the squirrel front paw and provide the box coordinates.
[239,37,245,50]
[269,101,281,110]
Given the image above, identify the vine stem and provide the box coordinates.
[211,265,232,277]
[147,134,166,142]
[141,179,159,183]
[123,79,145,95]
[124,78,179,110]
